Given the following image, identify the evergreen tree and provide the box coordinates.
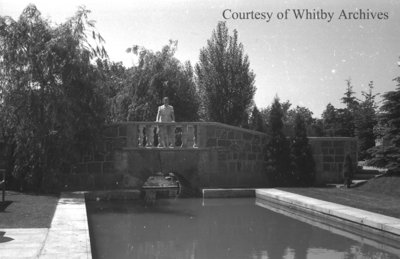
[354,81,379,160]
[340,79,358,137]
[368,74,400,169]
[195,21,256,126]
[249,106,265,132]
[335,108,355,137]
[341,79,359,111]
[322,81,358,137]
[290,114,316,186]
[265,97,292,186]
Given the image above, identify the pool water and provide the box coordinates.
[87,198,400,259]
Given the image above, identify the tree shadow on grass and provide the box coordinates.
[0,231,14,243]
[0,201,12,212]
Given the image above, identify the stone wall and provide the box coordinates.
[50,122,357,191]
[52,122,269,191]
[309,137,358,183]
[199,123,268,187]
[53,124,129,190]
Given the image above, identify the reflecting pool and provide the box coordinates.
[87,198,400,259]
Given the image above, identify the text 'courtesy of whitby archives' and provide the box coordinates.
[222,9,389,23]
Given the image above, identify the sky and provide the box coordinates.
[1,0,400,117]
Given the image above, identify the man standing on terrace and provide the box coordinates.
[156,97,175,147]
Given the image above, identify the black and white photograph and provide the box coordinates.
[0,0,400,258]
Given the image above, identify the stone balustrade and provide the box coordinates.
[131,122,198,148]
[123,121,268,150]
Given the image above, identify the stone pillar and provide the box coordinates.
[170,124,177,147]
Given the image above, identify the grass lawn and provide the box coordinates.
[279,176,400,219]
[0,191,59,228]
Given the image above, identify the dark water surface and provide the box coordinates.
[87,198,400,259]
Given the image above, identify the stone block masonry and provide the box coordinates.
[309,137,357,184]
[49,122,357,191]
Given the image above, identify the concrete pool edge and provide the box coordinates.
[256,188,400,239]
[39,192,92,258]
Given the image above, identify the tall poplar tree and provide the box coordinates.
[195,22,256,126]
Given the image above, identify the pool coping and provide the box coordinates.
[256,188,400,240]
[39,192,92,258]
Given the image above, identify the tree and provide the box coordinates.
[286,105,320,136]
[249,106,265,132]
[287,106,314,127]
[368,74,400,169]
[340,79,359,137]
[0,5,107,190]
[335,108,355,137]
[322,79,361,137]
[354,81,379,160]
[95,59,132,123]
[290,113,316,186]
[322,103,338,136]
[322,103,354,137]
[265,97,292,186]
[123,41,200,122]
[259,100,291,134]
[195,21,256,126]
[341,78,359,111]
[311,118,324,137]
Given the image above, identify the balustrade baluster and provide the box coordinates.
[135,122,202,148]
[180,124,188,148]
[138,124,146,147]
[146,124,155,147]
[155,125,161,147]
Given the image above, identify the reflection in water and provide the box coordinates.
[256,198,400,258]
[87,198,400,259]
